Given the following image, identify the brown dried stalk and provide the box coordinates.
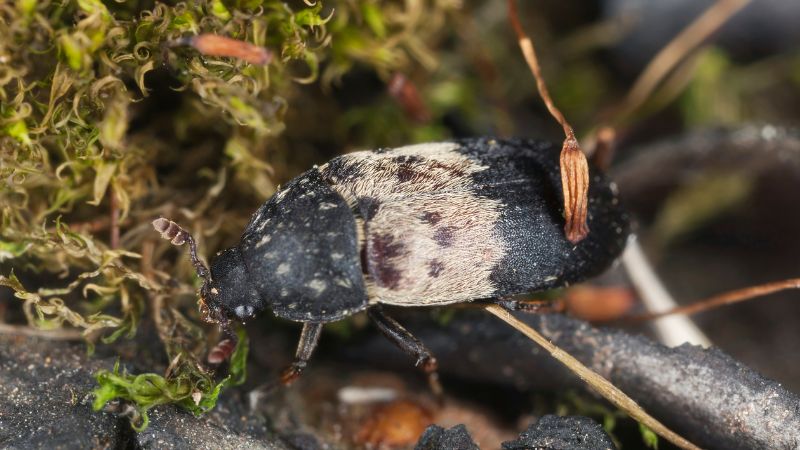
[109,189,120,250]
[508,0,589,243]
[388,73,432,123]
[615,0,750,122]
[630,277,800,321]
[484,304,701,450]
[589,126,617,171]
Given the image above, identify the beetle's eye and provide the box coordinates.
[234,304,255,318]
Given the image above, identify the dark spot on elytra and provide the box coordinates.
[368,233,406,289]
[421,211,442,225]
[433,226,457,247]
[371,233,405,258]
[358,197,381,220]
[395,155,447,184]
[397,163,416,183]
[428,259,444,278]
[375,264,402,289]
[429,160,466,178]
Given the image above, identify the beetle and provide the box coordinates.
[153,136,629,392]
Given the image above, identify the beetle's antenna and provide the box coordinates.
[152,218,211,284]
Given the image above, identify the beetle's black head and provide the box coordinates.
[201,247,263,325]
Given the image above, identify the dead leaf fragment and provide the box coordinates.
[187,34,273,65]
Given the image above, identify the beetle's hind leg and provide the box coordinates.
[368,306,443,398]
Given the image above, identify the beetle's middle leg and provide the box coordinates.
[367,306,443,397]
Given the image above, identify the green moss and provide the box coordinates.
[680,48,741,126]
[0,0,461,429]
[92,328,249,431]
[639,423,660,449]
[651,171,753,246]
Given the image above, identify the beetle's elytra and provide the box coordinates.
[155,137,630,388]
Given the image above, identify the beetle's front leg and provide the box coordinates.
[279,322,324,386]
[249,322,323,411]
[367,306,443,397]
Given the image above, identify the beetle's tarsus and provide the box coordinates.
[220,320,238,345]
[276,322,324,387]
[248,341,315,411]
[247,360,306,411]
[279,362,306,386]
[423,358,444,400]
[368,306,444,399]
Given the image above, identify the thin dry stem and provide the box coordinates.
[483,304,701,450]
[589,126,617,171]
[631,278,800,321]
[109,189,120,249]
[388,73,432,123]
[616,0,750,121]
[508,0,590,243]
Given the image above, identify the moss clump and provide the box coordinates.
[92,328,248,431]
[0,0,460,427]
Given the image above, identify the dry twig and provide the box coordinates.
[483,304,701,450]
[0,323,84,340]
[355,312,800,448]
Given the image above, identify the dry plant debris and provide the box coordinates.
[507,0,590,243]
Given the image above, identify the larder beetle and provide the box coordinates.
[154,137,629,392]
